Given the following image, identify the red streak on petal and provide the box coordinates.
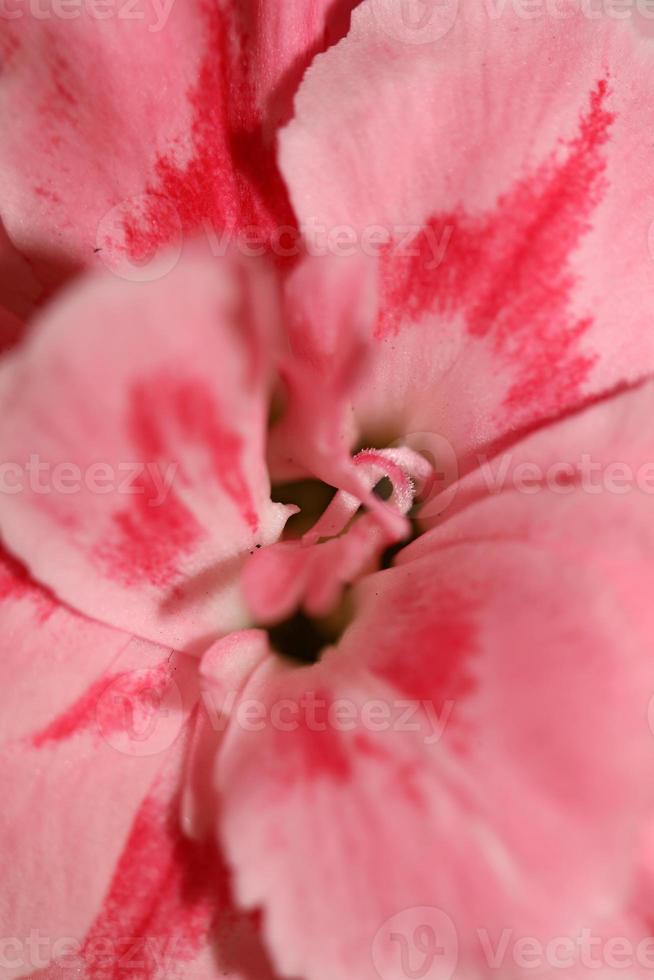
[293,723,352,780]
[123,1,296,264]
[32,776,277,979]
[354,733,427,807]
[273,688,352,783]
[130,374,259,532]
[37,50,80,128]
[368,586,478,751]
[76,791,217,979]
[378,79,614,422]
[30,662,175,749]
[32,777,280,979]
[0,30,20,67]
[93,372,258,586]
[34,185,63,205]
[94,469,204,589]
[0,546,56,622]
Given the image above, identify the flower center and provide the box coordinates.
[245,447,433,665]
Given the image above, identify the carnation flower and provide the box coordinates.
[1,3,654,980]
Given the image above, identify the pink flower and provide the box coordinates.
[1,3,654,980]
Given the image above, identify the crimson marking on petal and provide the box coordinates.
[131,374,259,532]
[94,366,266,587]
[71,791,217,979]
[33,185,64,205]
[273,689,352,783]
[30,780,278,980]
[37,48,80,128]
[94,372,259,586]
[30,662,174,749]
[367,586,478,749]
[122,1,296,264]
[94,470,204,589]
[0,545,57,622]
[0,29,21,68]
[354,734,427,807]
[377,79,614,421]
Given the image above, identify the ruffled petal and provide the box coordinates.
[280,2,654,466]
[0,0,356,285]
[29,749,281,980]
[0,253,291,649]
[0,544,204,977]
[213,381,654,980]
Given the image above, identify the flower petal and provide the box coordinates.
[0,0,355,284]
[0,544,204,978]
[29,756,281,980]
[280,2,654,463]
[269,252,376,483]
[0,253,290,649]
[213,382,654,980]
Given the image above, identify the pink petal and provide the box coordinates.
[269,253,377,483]
[26,726,279,980]
[213,382,654,980]
[0,253,291,650]
[0,0,356,287]
[280,3,654,465]
[0,544,204,977]
[270,254,416,533]
[181,630,272,842]
[225,0,359,131]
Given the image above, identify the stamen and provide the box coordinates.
[302,447,430,547]
[244,446,435,646]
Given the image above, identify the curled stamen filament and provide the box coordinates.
[302,447,431,547]
[244,447,434,625]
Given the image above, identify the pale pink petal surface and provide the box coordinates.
[280,0,654,472]
[0,0,356,285]
[0,546,205,977]
[0,254,291,650]
[214,381,654,980]
[1,2,654,978]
